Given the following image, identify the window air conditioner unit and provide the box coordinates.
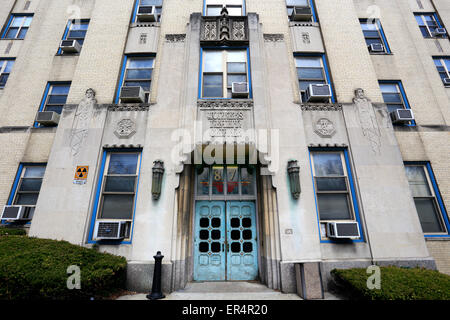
[231,82,249,98]
[290,6,312,21]
[305,84,332,102]
[1,205,33,221]
[60,39,81,54]
[368,43,385,53]
[326,222,360,239]
[137,6,157,22]
[443,78,450,86]
[433,28,447,37]
[390,108,414,124]
[120,86,145,103]
[36,111,60,126]
[93,221,128,241]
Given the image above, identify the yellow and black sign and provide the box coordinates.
[74,166,89,180]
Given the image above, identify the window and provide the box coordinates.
[414,13,443,38]
[205,0,244,16]
[201,49,248,98]
[404,163,449,235]
[134,0,163,22]
[310,151,356,222]
[295,55,332,102]
[58,19,90,54]
[379,81,415,125]
[286,0,315,22]
[119,55,154,103]
[0,59,14,89]
[8,165,46,218]
[433,57,450,86]
[360,19,391,54]
[39,82,71,115]
[93,151,142,240]
[1,14,33,39]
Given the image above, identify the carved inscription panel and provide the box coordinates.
[198,100,254,139]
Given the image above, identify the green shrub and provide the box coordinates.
[0,228,26,236]
[331,266,450,300]
[0,236,127,300]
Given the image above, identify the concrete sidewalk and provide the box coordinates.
[116,281,343,300]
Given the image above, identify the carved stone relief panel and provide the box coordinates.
[314,118,336,138]
[69,88,97,157]
[114,119,136,139]
[301,104,349,147]
[102,107,148,148]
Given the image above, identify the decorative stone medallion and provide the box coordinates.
[314,118,336,138]
[114,119,136,139]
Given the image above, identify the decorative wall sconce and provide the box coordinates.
[287,160,301,199]
[152,160,164,200]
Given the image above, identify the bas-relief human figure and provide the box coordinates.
[70,88,97,157]
[353,88,382,154]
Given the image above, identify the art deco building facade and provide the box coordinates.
[0,0,449,298]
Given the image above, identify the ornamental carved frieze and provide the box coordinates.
[107,105,150,112]
[197,99,253,110]
[165,34,186,42]
[263,34,284,42]
[301,104,342,111]
[200,8,248,45]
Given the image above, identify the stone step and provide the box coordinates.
[117,281,303,300]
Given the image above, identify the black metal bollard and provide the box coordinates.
[146,251,165,300]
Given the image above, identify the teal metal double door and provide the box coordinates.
[194,201,258,281]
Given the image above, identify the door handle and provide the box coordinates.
[222,243,225,252]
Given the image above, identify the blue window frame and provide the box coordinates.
[199,47,252,99]
[404,162,450,237]
[203,0,245,16]
[132,0,163,22]
[2,163,47,225]
[1,14,33,39]
[34,82,71,127]
[360,19,391,54]
[432,57,450,86]
[309,148,364,243]
[286,0,317,22]
[414,13,444,38]
[0,58,15,89]
[294,53,335,103]
[57,19,90,54]
[379,80,415,126]
[115,54,155,103]
[88,149,142,244]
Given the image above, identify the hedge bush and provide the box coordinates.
[331,266,450,300]
[0,236,127,300]
[0,228,26,236]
